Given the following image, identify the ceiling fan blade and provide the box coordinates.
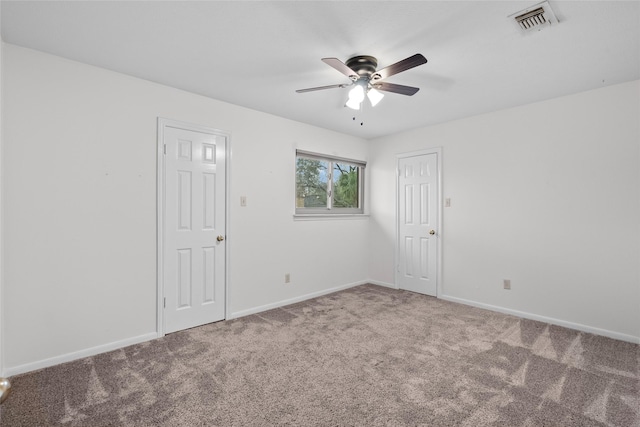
[373,82,420,96]
[296,83,351,93]
[371,54,427,81]
[321,58,359,80]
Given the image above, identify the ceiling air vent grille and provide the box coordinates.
[510,1,558,33]
[516,7,547,30]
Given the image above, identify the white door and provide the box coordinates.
[397,153,439,296]
[162,124,226,334]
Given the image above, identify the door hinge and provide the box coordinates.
[163,297,166,308]
[163,144,167,155]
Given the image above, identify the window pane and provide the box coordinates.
[332,163,359,208]
[296,157,329,208]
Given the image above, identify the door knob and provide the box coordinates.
[429,230,436,235]
[217,235,225,242]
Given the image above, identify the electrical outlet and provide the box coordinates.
[503,279,511,290]
[285,273,290,284]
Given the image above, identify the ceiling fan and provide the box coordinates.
[296,54,427,110]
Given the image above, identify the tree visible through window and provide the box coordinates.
[296,157,328,208]
[332,162,359,208]
[296,151,365,214]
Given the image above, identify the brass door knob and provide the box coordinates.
[217,235,225,242]
[429,230,436,235]
[0,377,11,404]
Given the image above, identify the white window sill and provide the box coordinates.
[293,214,370,221]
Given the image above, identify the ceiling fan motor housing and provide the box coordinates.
[345,56,378,78]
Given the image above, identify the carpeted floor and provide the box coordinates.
[0,284,638,426]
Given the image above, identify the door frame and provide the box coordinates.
[156,118,232,337]
[395,147,443,297]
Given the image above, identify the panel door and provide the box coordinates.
[397,153,438,296]
[163,125,226,333]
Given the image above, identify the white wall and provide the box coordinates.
[368,80,640,342]
[2,44,369,374]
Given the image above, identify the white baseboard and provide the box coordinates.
[367,280,398,290]
[5,281,373,376]
[440,294,640,344]
[229,280,368,319]
[8,286,635,377]
[4,332,159,377]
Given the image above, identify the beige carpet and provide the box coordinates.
[1,284,638,426]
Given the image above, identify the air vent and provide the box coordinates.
[510,1,558,33]
[516,7,547,30]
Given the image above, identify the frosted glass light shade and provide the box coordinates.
[346,84,365,110]
[348,84,365,102]
[367,88,384,107]
[345,97,361,110]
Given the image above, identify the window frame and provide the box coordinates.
[295,150,366,216]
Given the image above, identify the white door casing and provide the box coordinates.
[158,119,228,335]
[397,150,441,296]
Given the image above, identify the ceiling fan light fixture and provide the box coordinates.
[346,83,366,110]
[348,84,365,102]
[367,88,384,107]
[345,97,362,110]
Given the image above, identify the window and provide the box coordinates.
[295,150,365,215]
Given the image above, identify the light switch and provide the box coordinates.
[240,196,247,207]
[445,198,451,207]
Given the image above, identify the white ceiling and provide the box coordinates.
[2,1,639,139]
